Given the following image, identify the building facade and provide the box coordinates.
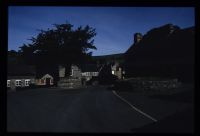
[35,74,54,86]
[7,65,36,90]
[7,76,35,89]
[58,64,99,88]
[81,64,99,81]
[111,62,125,80]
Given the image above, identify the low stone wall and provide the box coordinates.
[126,77,181,90]
[58,77,82,89]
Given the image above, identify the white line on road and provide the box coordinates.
[112,90,157,122]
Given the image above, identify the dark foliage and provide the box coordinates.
[18,23,97,83]
[92,53,124,68]
[8,50,25,65]
[98,63,118,85]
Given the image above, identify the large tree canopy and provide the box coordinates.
[19,23,97,77]
[8,50,25,65]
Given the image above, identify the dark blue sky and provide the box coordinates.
[8,7,195,56]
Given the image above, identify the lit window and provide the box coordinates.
[15,80,22,86]
[25,79,31,86]
[112,71,115,75]
[7,80,10,87]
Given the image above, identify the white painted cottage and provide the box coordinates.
[7,64,36,89]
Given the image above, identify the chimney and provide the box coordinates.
[134,33,142,44]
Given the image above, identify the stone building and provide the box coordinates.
[81,64,99,81]
[57,64,99,88]
[111,62,125,79]
[70,65,82,79]
[58,65,82,88]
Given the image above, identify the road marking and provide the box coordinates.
[112,90,157,122]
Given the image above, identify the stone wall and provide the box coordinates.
[126,78,181,90]
[57,77,82,89]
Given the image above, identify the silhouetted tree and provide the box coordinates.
[98,63,118,85]
[19,23,97,82]
[8,50,25,65]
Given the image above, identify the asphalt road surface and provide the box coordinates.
[7,86,193,133]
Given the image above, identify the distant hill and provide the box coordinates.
[125,24,194,82]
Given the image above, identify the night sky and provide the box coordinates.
[8,7,195,56]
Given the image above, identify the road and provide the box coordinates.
[7,85,193,133]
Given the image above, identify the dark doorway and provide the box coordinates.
[46,78,51,86]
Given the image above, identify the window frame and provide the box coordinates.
[25,79,31,86]
[15,80,22,87]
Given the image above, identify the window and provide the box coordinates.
[112,71,115,75]
[7,80,10,87]
[15,80,22,86]
[25,79,31,86]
